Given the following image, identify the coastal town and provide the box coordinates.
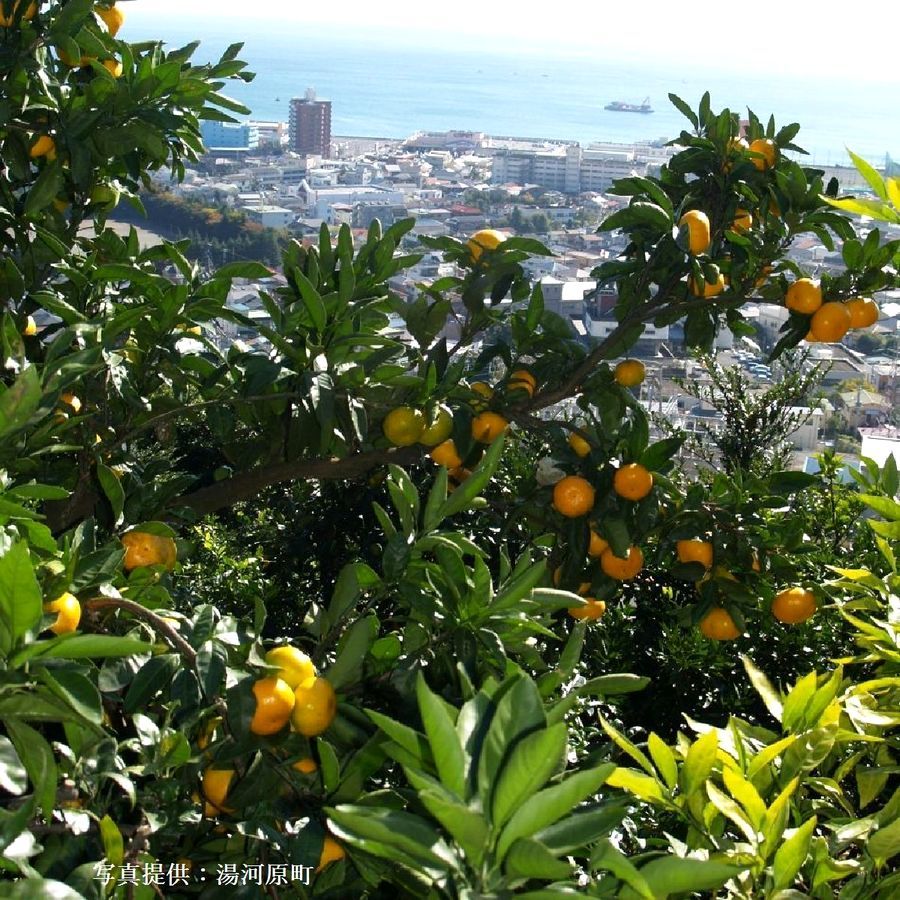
[116,91,900,473]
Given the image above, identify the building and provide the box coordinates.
[289,88,332,158]
[200,120,259,152]
[859,426,900,468]
[252,121,287,148]
[242,205,294,228]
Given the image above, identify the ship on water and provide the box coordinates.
[605,96,653,114]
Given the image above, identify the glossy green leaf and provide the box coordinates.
[417,672,466,798]
[773,816,817,890]
[6,719,57,821]
[679,729,718,798]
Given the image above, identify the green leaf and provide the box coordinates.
[0,735,27,795]
[782,671,818,733]
[773,816,817,890]
[6,719,57,821]
[124,654,180,714]
[590,840,653,899]
[497,764,615,860]
[859,494,900,521]
[417,673,466,798]
[598,715,656,775]
[291,267,328,332]
[0,366,42,437]
[742,656,783,722]
[25,161,64,217]
[37,667,102,726]
[605,767,666,803]
[668,93,699,129]
[317,739,341,794]
[491,723,567,828]
[437,431,506,520]
[647,733,678,790]
[99,814,125,866]
[322,562,381,632]
[96,462,125,526]
[417,790,488,867]
[10,635,154,667]
[0,541,43,654]
[366,710,431,767]
[636,856,745,899]
[679,729,718,798]
[722,766,766,829]
[847,149,888,200]
[504,837,572,880]
[869,816,900,865]
[326,614,378,690]
[492,560,547,613]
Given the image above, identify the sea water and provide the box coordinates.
[128,16,899,167]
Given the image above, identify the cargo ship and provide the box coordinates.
[605,97,653,114]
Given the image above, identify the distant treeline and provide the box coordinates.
[116,188,286,267]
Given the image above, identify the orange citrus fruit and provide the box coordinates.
[95,2,125,36]
[317,835,346,872]
[507,368,537,396]
[60,392,82,413]
[699,607,741,640]
[44,592,81,635]
[250,677,296,736]
[265,646,315,689]
[846,297,878,329]
[678,210,711,255]
[810,301,851,343]
[291,676,337,737]
[471,411,508,443]
[469,381,494,411]
[201,768,235,816]
[614,359,645,387]
[552,475,595,517]
[430,439,463,469]
[568,431,591,457]
[0,1,37,26]
[29,134,55,159]
[785,278,822,314]
[121,531,177,571]
[676,539,713,569]
[613,463,653,501]
[466,229,506,263]
[600,546,644,581]
[732,208,753,232]
[749,138,777,171]
[383,406,425,446]
[292,757,318,774]
[772,587,816,624]
[419,406,453,446]
[102,58,123,78]
[588,530,609,558]
[568,598,607,620]
[689,272,725,298]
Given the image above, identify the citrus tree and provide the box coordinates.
[2,3,900,897]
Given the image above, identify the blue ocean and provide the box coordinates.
[128,15,898,167]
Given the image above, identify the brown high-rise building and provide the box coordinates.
[289,88,332,158]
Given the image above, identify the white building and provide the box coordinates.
[859,426,900,468]
[305,185,405,219]
[242,205,294,228]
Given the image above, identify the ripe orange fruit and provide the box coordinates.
[568,598,607,620]
[250,677,296,736]
[430,438,463,469]
[102,58,123,78]
[810,301,851,343]
[44,592,81,635]
[95,2,125,37]
[600,546,644,581]
[699,607,741,640]
[732,208,753,232]
[419,406,453,446]
[614,359,645,387]
[678,210,711,255]
[291,676,337,737]
[317,835,345,872]
[785,278,822,314]
[588,530,609,558]
[29,134,55,160]
[508,368,537,396]
[0,1,37,27]
[201,768,235,816]
[60,392,82,414]
[689,272,725,298]
[772,587,816,624]
[23,315,37,336]
[469,381,494,410]
[568,431,591,457]
[471,411,508,443]
[265,646,315,689]
[749,138,777,171]
[552,475,595,518]
[292,757,318,774]
[383,406,425,446]
[676,539,713,569]
[846,297,879,329]
[613,463,653,501]
[121,531,178,571]
[466,229,506,263]
[447,466,472,490]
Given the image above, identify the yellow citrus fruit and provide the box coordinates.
[265,646,315,689]
[614,359,645,387]
[676,539,713,569]
[689,272,725,298]
[846,297,879,329]
[469,381,494,410]
[699,607,741,640]
[749,138,777,171]
[678,210,711,255]
[419,406,453,446]
[121,531,178,571]
[588,530,609,558]
[471,411,508,443]
[202,768,235,816]
[568,431,591,457]
[44,592,81,635]
[60,392,82,414]
[810,301,851,343]
[732,208,753,232]
[382,406,425,446]
[772,587,816,624]
[552,475,595,518]
[250,677,296,736]
[568,598,607,620]
[23,315,37,336]
[292,757,318,774]
[102,58,123,78]
[507,368,536,396]
[466,229,506,263]
[95,3,124,37]
[0,1,36,27]
[600,546,644,581]
[291,676,337,737]
[430,439,463,469]
[317,835,346,872]
[613,463,653,501]
[29,134,55,159]
[552,567,591,595]
[724,137,749,171]
[785,278,822,314]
